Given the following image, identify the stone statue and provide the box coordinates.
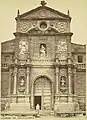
[20,78,25,86]
[40,44,46,57]
[60,76,66,87]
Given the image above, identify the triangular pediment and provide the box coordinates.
[19,6,71,20]
[27,26,59,34]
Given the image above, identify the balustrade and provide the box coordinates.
[1,63,8,68]
[77,64,85,69]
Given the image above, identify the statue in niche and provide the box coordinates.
[18,77,25,94]
[20,78,25,87]
[60,76,66,87]
[40,44,46,57]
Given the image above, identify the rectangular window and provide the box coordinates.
[4,56,9,63]
[78,55,83,63]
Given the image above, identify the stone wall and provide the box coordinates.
[76,71,86,96]
[76,71,86,111]
[1,72,9,97]
[29,36,56,59]
[30,67,55,86]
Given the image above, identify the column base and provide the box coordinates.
[54,94,79,113]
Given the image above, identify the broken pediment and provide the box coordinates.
[27,26,59,34]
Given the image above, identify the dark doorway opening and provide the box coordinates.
[34,96,41,109]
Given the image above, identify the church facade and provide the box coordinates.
[1,2,86,114]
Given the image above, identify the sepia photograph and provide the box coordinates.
[0,0,86,119]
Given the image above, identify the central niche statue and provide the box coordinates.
[40,44,46,57]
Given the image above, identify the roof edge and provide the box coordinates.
[15,5,71,20]
[1,39,15,44]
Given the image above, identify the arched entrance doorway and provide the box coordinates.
[34,76,52,110]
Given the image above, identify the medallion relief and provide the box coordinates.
[57,39,67,52]
[18,21,38,33]
[57,22,67,33]
[19,40,28,55]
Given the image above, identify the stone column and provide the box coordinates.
[55,66,59,94]
[26,67,30,94]
[13,67,17,94]
[31,84,34,109]
[51,82,54,109]
[73,68,76,95]
[68,66,72,94]
[8,67,12,95]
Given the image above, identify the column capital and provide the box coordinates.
[26,67,30,74]
[55,67,59,75]
[68,67,72,74]
[73,68,76,75]
[13,67,18,76]
[9,67,13,73]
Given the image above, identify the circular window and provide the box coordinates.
[40,22,47,30]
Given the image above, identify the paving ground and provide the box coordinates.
[1,116,87,120]
[34,116,87,120]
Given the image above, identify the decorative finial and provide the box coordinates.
[41,1,47,6]
[67,10,70,16]
[17,9,20,17]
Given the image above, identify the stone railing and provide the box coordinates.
[77,64,86,69]
[1,63,9,69]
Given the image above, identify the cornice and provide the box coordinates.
[1,39,15,44]
[71,42,86,46]
[13,32,73,37]
[17,17,70,21]
[1,52,14,54]
[71,52,86,54]
[76,69,86,72]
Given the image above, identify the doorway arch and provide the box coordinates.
[34,76,52,110]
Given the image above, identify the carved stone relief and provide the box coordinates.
[18,68,26,77]
[17,19,68,33]
[19,40,28,55]
[18,40,28,61]
[19,21,32,33]
[57,39,67,52]
[23,8,64,19]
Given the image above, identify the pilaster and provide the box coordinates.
[8,67,13,95]
[55,59,59,95]
[13,67,18,95]
[26,67,30,94]
[73,66,77,95]
[31,84,34,109]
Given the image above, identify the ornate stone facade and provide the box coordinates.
[1,1,86,115]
